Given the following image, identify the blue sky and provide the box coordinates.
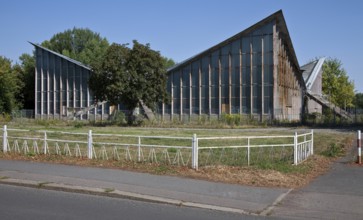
[1,0,362,92]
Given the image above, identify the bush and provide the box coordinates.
[111,111,127,126]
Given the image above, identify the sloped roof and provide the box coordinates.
[29,42,91,71]
[301,57,326,90]
[168,10,300,72]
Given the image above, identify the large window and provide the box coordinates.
[191,62,199,114]
[231,40,240,113]
[172,71,180,114]
[181,66,190,114]
[221,45,229,113]
[241,37,251,114]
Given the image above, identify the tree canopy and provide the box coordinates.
[41,27,109,66]
[322,58,355,109]
[89,40,169,113]
[355,93,363,109]
[0,56,21,113]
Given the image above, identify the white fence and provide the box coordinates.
[1,125,313,170]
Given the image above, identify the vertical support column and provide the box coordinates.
[247,137,250,166]
[180,70,183,121]
[311,129,314,155]
[294,132,298,165]
[171,74,174,121]
[87,130,93,159]
[218,53,222,116]
[272,23,279,119]
[250,39,253,115]
[239,44,243,115]
[192,134,198,170]
[189,66,192,117]
[40,50,44,118]
[3,125,7,153]
[357,130,361,164]
[59,59,63,120]
[261,37,264,121]
[228,53,232,114]
[199,61,202,116]
[47,52,50,119]
[138,136,141,162]
[208,57,212,116]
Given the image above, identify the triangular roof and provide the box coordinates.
[301,57,326,90]
[29,42,91,71]
[168,10,300,72]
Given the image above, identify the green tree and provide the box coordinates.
[162,57,176,69]
[0,56,19,113]
[355,93,363,109]
[41,27,109,66]
[16,54,35,109]
[17,27,109,110]
[322,58,355,110]
[89,40,169,115]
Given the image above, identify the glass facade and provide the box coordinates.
[167,21,275,118]
[34,45,108,119]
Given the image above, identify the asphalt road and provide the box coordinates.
[0,184,277,220]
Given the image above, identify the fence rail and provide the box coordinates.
[1,125,313,169]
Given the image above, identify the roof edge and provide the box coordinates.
[29,41,91,71]
[168,10,286,72]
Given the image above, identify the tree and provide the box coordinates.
[0,56,20,113]
[162,57,176,69]
[355,93,363,109]
[41,27,109,66]
[322,58,355,110]
[17,27,110,110]
[89,40,169,115]
[16,54,35,109]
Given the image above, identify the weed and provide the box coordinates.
[321,143,345,157]
[104,188,115,193]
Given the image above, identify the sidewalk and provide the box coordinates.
[0,160,290,215]
[271,157,363,219]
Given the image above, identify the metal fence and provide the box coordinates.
[1,125,313,170]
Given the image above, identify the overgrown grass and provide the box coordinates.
[0,119,356,176]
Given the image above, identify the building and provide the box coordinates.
[31,42,110,120]
[34,10,336,122]
[301,57,325,114]
[163,10,305,121]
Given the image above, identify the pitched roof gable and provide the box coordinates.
[29,42,91,71]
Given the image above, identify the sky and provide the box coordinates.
[0,0,362,92]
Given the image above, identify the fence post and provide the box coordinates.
[294,132,298,165]
[192,134,198,170]
[138,136,141,162]
[3,125,7,153]
[88,130,93,159]
[43,131,47,154]
[358,130,361,164]
[247,137,250,166]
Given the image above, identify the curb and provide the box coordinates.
[0,178,255,215]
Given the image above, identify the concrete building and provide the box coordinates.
[34,10,343,121]
[32,42,109,120]
[163,10,305,121]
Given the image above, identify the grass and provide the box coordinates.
[0,119,357,188]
